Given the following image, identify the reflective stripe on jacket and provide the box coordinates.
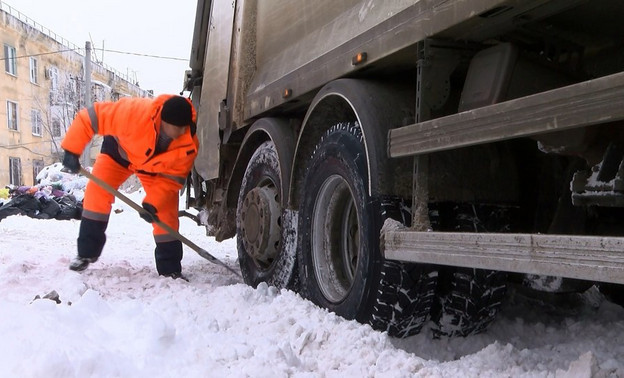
[61,94,199,190]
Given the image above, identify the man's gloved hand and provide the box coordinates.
[140,202,159,223]
[62,150,81,174]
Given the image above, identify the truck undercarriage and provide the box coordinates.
[187,0,624,337]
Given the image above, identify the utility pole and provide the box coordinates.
[82,41,93,167]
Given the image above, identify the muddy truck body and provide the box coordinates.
[184,0,624,337]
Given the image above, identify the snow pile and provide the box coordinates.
[0,169,623,377]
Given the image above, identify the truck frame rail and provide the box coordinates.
[384,231,624,285]
[389,71,624,157]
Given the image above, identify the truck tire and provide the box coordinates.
[371,261,438,337]
[237,141,297,290]
[432,267,507,337]
[298,123,436,336]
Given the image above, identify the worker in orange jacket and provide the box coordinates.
[61,94,199,279]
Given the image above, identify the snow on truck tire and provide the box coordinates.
[236,141,298,290]
[432,267,507,337]
[371,260,438,338]
[427,204,509,337]
[297,122,437,337]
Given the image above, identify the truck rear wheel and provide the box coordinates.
[432,268,507,337]
[236,141,297,289]
[429,204,508,337]
[371,260,438,337]
[298,123,436,336]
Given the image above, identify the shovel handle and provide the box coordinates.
[79,167,241,278]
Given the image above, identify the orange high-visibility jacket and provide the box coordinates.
[61,94,199,191]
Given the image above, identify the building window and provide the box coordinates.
[7,101,18,130]
[51,118,61,137]
[93,83,105,102]
[48,66,59,91]
[29,57,38,84]
[4,44,16,75]
[31,109,42,136]
[33,159,44,185]
[9,157,21,186]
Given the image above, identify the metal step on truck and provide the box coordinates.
[183,0,624,337]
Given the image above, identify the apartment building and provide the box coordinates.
[0,3,152,187]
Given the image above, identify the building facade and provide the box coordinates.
[0,3,152,186]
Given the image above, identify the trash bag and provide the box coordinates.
[55,195,82,220]
[37,197,61,219]
[0,194,38,221]
[0,191,82,222]
[0,206,22,221]
[7,195,41,217]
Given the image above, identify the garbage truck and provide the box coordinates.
[183,0,624,337]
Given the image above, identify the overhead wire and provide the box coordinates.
[0,48,80,60]
[0,141,56,157]
[0,140,59,148]
[92,48,187,62]
[0,48,186,62]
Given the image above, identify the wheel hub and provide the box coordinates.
[240,186,281,266]
[312,175,359,302]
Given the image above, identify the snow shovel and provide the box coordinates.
[79,167,241,278]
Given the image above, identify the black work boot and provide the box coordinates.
[154,240,183,276]
[72,217,108,272]
[162,271,189,282]
[69,256,98,271]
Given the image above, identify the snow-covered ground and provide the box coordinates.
[1,168,623,377]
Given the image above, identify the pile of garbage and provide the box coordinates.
[0,163,88,222]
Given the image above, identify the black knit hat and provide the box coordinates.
[161,96,192,127]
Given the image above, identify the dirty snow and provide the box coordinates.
[0,167,623,377]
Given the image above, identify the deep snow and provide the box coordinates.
[1,167,623,377]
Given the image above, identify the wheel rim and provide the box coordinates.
[311,174,360,303]
[240,180,281,269]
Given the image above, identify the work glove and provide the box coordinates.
[140,202,160,223]
[62,150,81,174]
